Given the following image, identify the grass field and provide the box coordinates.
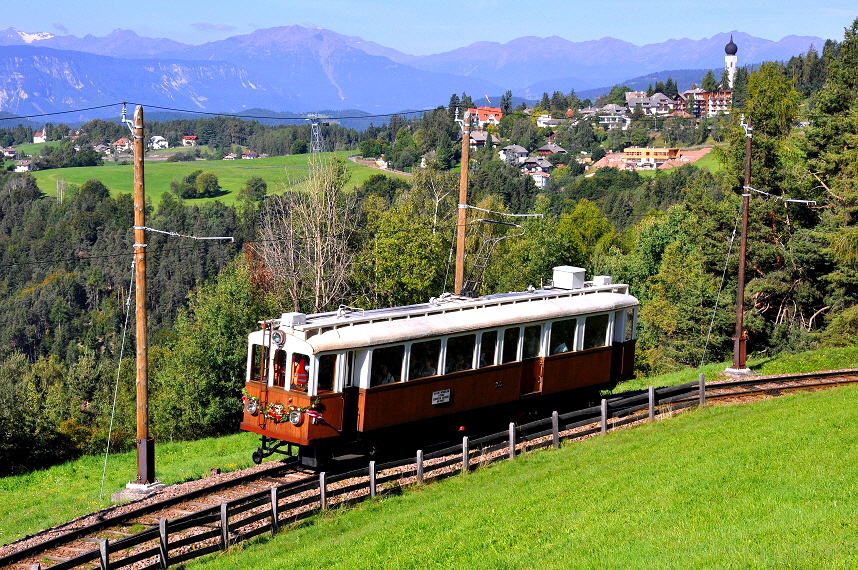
[0,432,274,546]
[188,383,858,569]
[2,345,857,551]
[30,151,406,206]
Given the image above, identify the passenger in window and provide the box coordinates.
[378,365,395,385]
[291,356,309,392]
[551,342,568,355]
[414,358,436,378]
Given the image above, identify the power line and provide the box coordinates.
[0,103,122,122]
[0,101,435,123]
[130,103,435,121]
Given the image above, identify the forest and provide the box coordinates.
[1,20,857,476]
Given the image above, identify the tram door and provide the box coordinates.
[519,324,544,395]
[340,352,359,435]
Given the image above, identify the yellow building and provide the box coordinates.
[623,147,680,169]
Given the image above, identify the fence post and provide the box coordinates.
[220,502,229,550]
[601,398,608,434]
[416,451,423,484]
[508,422,516,460]
[551,411,560,449]
[699,373,706,406]
[462,436,470,474]
[158,518,169,569]
[648,386,655,421]
[99,538,110,570]
[319,472,327,510]
[369,461,376,498]
[270,487,279,536]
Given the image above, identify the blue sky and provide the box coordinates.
[7,0,856,54]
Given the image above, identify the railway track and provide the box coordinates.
[4,368,857,569]
[0,458,312,569]
[683,369,858,404]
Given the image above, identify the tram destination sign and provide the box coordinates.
[432,389,451,405]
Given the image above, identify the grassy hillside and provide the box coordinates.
[30,151,406,205]
[192,384,858,569]
[0,432,269,546]
[2,346,855,550]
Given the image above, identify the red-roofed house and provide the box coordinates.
[33,129,46,144]
[467,107,503,128]
[112,138,131,152]
[182,135,199,147]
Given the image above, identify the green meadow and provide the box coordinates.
[1,346,856,555]
[30,151,407,206]
[190,383,858,569]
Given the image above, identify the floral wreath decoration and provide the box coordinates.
[243,390,323,426]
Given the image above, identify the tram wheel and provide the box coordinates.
[251,450,263,465]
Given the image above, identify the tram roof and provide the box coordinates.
[253,283,637,353]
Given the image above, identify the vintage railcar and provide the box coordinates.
[240,267,637,467]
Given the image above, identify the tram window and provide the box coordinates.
[371,345,404,387]
[624,309,636,341]
[250,344,268,382]
[410,339,441,380]
[523,325,542,359]
[479,331,497,368]
[502,328,520,364]
[317,354,336,393]
[273,349,287,387]
[583,314,610,349]
[291,353,310,392]
[445,334,475,374]
[550,319,576,354]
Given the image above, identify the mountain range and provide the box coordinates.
[0,26,825,120]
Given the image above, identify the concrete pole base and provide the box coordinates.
[723,366,758,377]
[111,481,166,503]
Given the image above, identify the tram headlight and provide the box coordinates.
[246,399,259,416]
[289,410,304,426]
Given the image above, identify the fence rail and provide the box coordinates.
[29,376,708,570]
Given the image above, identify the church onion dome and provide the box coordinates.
[725,34,738,55]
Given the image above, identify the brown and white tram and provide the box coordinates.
[240,267,637,466]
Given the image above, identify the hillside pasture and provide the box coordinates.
[190,383,858,569]
[30,152,404,205]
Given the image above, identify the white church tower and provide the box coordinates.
[725,34,738,89]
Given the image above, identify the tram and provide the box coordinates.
[240,266,637,467]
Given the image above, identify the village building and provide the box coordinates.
[467,107,503,128]
[498,144,529,164]
[15,160,33,172]
[536,143,567,156]
[623,147,680,169]
[182,135,199,147]
[112,138,132,152]
[149,135,169,149]
[468,130,500,150]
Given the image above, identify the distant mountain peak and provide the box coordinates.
[13,28,54,43]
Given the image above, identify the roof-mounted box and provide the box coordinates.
[552,266,586,290]
[281,312,307,327]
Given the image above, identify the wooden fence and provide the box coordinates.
[32,376,705,570]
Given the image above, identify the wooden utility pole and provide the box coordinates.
[132,105,155,484]
[732,117,752,371]
[454,111,470,295]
